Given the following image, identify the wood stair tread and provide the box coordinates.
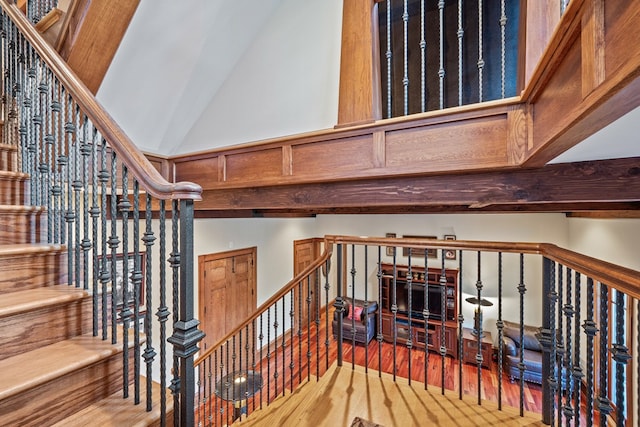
[0,285,87,318]
[0,204,45,212]
[51,377,173,427]
[0,143,17,151]
[0,170,28,178]
[0,330,135,401]
[0,243,66,256]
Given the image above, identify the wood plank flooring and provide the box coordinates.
[241,362,544,427]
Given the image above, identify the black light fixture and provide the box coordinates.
[215,370,263,420]
[465,296,493,338]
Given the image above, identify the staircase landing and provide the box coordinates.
[241,363,544,427]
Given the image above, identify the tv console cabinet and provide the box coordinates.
[380,263,459,358]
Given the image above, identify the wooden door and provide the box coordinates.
[198,247,257,352]
[293,238,322,329]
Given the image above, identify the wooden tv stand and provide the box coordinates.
[379,263,459,358]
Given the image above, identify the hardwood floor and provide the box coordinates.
[197,307,552,426]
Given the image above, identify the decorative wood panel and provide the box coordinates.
[292,135,375,176]
[226,147,282,182]
[173,156,221,188]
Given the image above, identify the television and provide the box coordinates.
[395,283,444,320]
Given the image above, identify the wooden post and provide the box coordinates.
[336,0,382,127]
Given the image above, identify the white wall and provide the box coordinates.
[97,0,343,156]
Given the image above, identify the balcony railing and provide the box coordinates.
[195,235,640,426]
[0,1,203,425]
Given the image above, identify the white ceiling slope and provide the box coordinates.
[97,0,638,164]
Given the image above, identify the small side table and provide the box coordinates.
[462,327,493,369]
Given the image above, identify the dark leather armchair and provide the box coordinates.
[332,298,378,345]
[503,320,543,384]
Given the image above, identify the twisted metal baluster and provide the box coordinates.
[282,296,286,396]
[407,250,413,385]
[583,277,597,426]
[597,283,613,426]
[386,0,392,118]
[98,139,109,340]
[157,200,168,425]
[497,252,504,410]
[477,0,485,102]
[79,120,90,291]
[89,127,99,336]
[143,193,156,411]
[556,265,565,423]
[131,179,142,404]
[548,261,558,427]
[391,248,398,381]
[439,252,447,394]
[297,280,303,382]
[363,246,369,374]
[71,102,82,290]
[306,275,311,379]
[324,258,331,372]
[424,248,430,391]
[290,289,295,390]
[51,80,62,243]
[266,305,271,405]
[420,0,426,112]
[120,165,132,398]
[377,247,384,379]
[170,199,180,426]
[259,314,264,409]
[476,251,484,404]
[109,149,119,343]
[457,250,464,399]
[499,0,507,99]
[612,289,631,425]
[273,302,279,399]
[402,0,409,116]
[351,244,357,367]
[438,0,445,109]
[573,271,584,424]
[457,0,464,106]
[562,268,574,423]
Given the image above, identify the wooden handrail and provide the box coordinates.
[196,234,640,366]
[194,241,334,365]
[0,1,202,201]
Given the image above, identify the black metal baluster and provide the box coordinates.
[475,251,484,403]
[99,139,109,340]
[109,148,119,343]
[169,199,180,426]
[392,247,397,381]
[289,289,295,390]
[612,289,631,425]
[402,0,409,116]
[477,0,485,102]
[457,250,464,399]
[497,252,503,410]
[71,101,81,290]
[259,313,264,410]
[157,199,168,426]
[556,265,565,424]
[282,297,286,396]
[335,244,344,367]
[563,268,574,424]
[89,127,99,336]
[517,254,528,416]
[377,246,384,379]
[597,283,612,426]
[573,272,583,425]
[131,179,142,404]
[324,258,331,372]
[420,0,426,112]
[78,120,90,293]
[297,280,303,383]
[540,258,557,426]
[315,266,320,379]
[119,164,131,398]
[438,0,445,109]
[306,275,311,380]
[273,302,278,401]
[143,193,156,412]
[583,277,597,426]
[363,246,369,374]
[385,0,391,118]
[424,248,429,391]
[350,244,356,368]
[407,249,413,385]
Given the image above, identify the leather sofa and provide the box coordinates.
[503,320,543,384]
[332,298,378,345]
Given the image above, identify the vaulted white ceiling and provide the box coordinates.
[97,0,639,164]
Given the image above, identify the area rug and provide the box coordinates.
[350,417,384,427]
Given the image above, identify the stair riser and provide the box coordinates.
[0,349,136,426]
[0,296,92,361]
[0,148,17,172]
[0,209,45,244]
[0,251,68,293]
[0,177,27,205]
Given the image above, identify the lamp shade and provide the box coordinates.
[215,370,263,402]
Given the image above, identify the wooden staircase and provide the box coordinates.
[0,134,170,425]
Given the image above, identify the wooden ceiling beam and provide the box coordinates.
[193,157,640,215]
